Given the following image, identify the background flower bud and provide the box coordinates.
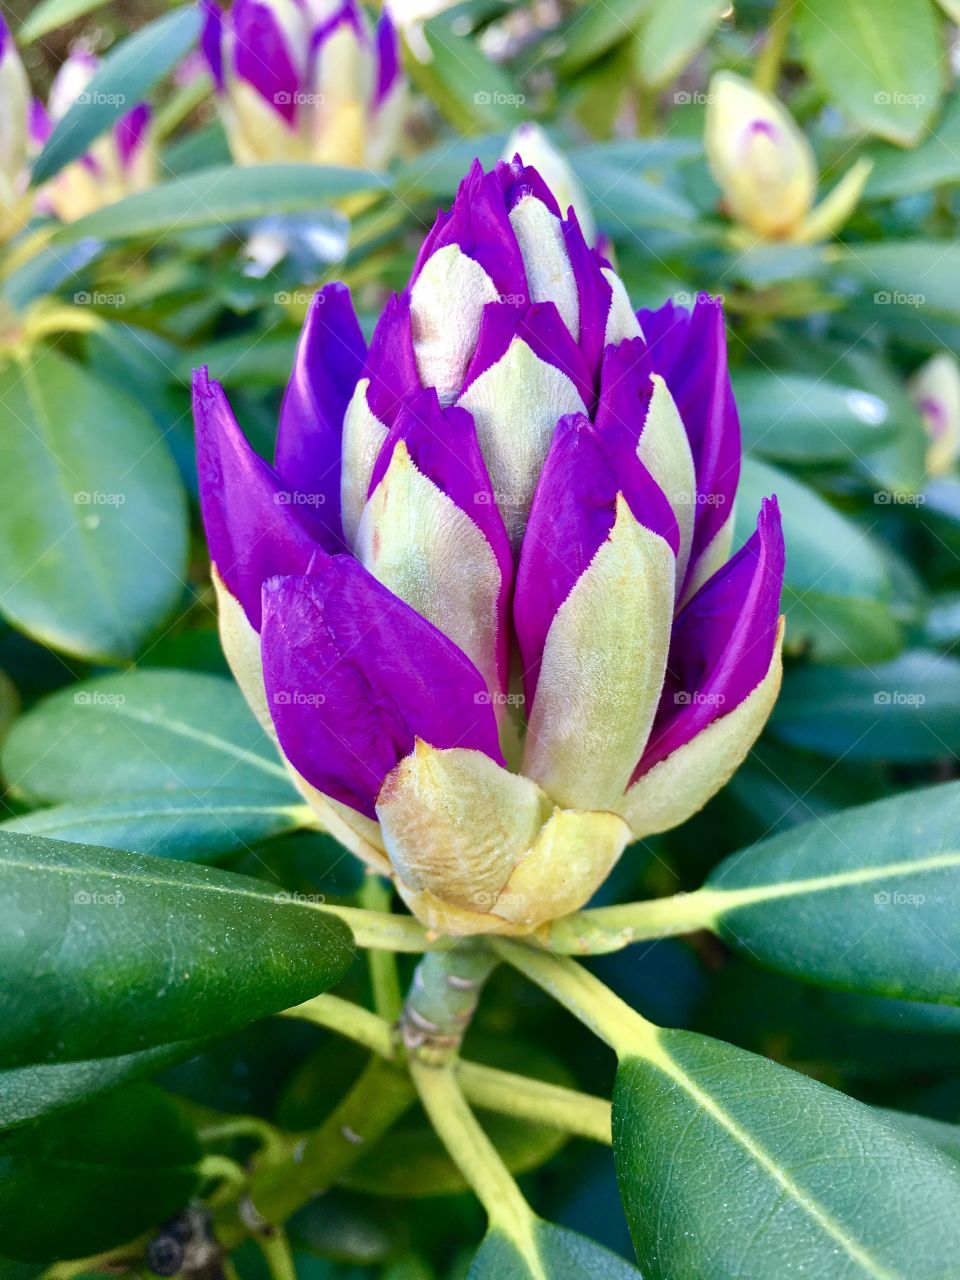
[0,15,31,242]
[910,351,960,478]
[202,0,406,168]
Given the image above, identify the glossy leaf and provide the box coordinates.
[735,457,901,664]
[843,241,960,322]
[0,350,187,662]
[636,0,727,87]
[706,780,960,1002]
[615,1028,960,1279]
[2,669,294,804]
[0,1084,200,1263]
[18,0,114,43]
[2,790,310,861]
[796,0,942,146]
[866,95,960,199]
[469,1222,641,1278]
[0,831,354,1066]
[31,7,201,185]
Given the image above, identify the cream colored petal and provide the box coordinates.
[639,374,696,590]
[509,194,579,340]
[794,158,873,246]
[679,508,736,611]
[603,267,643,344]
[377,741,552,912]
[340,377,388,549]
[356,440,503,698]
[522,496,675,811]
[457,338,585,550]
[0,40,29,183]
[620,618,784,838]
[409,243,499,404]
[910,351,960,478]
[494,807,632,927]
[222,81,314,165]
[503,123,598,246]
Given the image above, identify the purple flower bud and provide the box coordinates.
[194,159,786,936]
[201,0,406,167]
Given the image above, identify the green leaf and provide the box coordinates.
[18,0,114,44]
[570,149,696,227]
[0,350,187,662]
[615,1029,960,1279]
[733,368,896,462]
[796,0,942,146]
[735,457,901,664]
[878,1108,960,1163]
[0,1039,206,1134]
[52,164,386,245]
[31,7,201,185]
[842,241,960,321]
[705,780,960,1003]
[866,94,960,199]
[0,1084,200,1263]
[411,23,527,135]
[2,669,293,805]
[2,791,310,861]
[0,831,354,1066]
[636,0,726,87]
[771,650,960,761]
[549,0,653,75]
[469,1222,641,1278]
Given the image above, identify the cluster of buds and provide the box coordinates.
[910,352,960,478]
[0,16,31,242]
[200,0,406,168]
[31,50,154,223]
[194,158,785,937]
[705,71,871,244]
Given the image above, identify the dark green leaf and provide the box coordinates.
[796,0,942,145]
[866,94,960,199]
[17,0,114,43]
[468,1222,641,1278]
[2,669,294,804]
[0,350,187,662]
[705,780,960,1002]
[842,241,960,321]
[635,0,726,86]
[615,1029,960,1279]
[0,1084,200,1263]
[771,650,960,761]
[410,24,527,135]
[549,0,653,75]
[31,8,201,185]
[0,831,354,1066]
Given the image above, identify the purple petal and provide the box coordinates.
[193,368,324,629]
[595,337,656,452]
[231,0,301,124]
[30,99,52,150]
[497,155,562,216]
[635,495,784,778]
[276,284,367,552]
[261,563,504,818]
[368,387,513,689]
[639,295,741,594]
[199,0,224,91]
[461,300,593,409]
[362,290,421,426]
[0,13,9,60]
[515,413,680,706]
[373,10,400,106]
[311,0,364,50]
[412,159,528,301]
[562,210,613,385]
[114,103,151,170]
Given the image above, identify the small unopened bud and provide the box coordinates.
[910,352,960,478]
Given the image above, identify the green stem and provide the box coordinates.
[541,887,724,954]
[753,0,797,94]
[411,1060,542,1272]
[257,1226,296,1280]
[360,875,405,1020]
[400,944,498,1062]
[318,904,437,952]
[492,941,659,1060]
[284,994,611,1143]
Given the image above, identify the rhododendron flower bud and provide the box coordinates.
[32,50,154,223]
[705,71,871,244]
[0,16,31,242]
[194,159,785,937]
[200,0,405,168]
[910,352,960,478]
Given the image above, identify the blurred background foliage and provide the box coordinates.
[3,0,960,1273]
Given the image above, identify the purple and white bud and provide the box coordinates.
[193,159,786,936]
[0,15,31,242]
[201,0,406,168]
[910,352,960,479]
[33,49,154,223]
